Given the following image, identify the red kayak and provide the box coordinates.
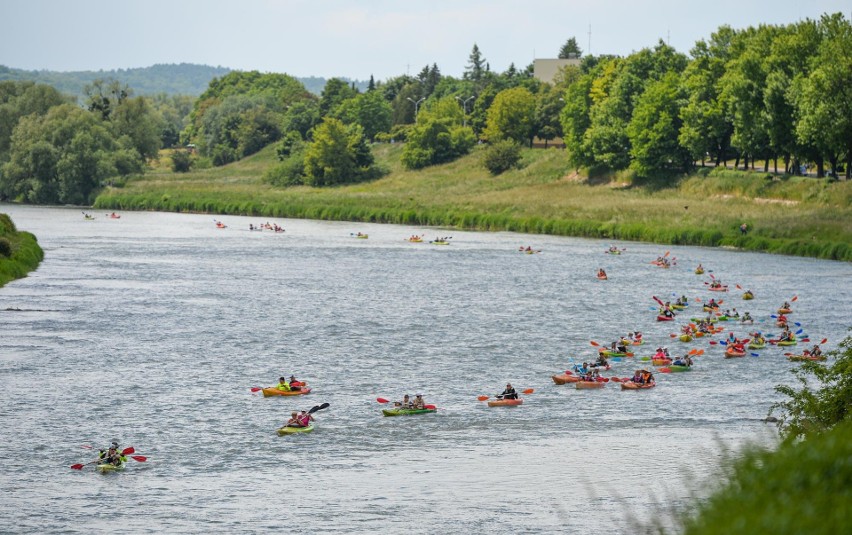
[708,286,728,292]
[657,315,675,322]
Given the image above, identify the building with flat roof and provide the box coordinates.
[533,58,581,85]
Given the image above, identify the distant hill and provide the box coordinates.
[0,63,368,98]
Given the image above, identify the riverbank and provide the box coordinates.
[94,144,852,261]
[0,213,43,287]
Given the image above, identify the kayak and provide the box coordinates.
[552,373,580,384]
[656,315,675,322]
[724,348,746,358]
[631,339,645,346]
[778,307,792,314]
[96,462,125,473]
[743,293,754,300]
[575,380,605,389]
[679,334,693,342]
[652,358,672,366]
[671,304,686,311]
[747,342,766,350]
[599,350,634,358]
[487,399,523,407]
[668,365,692,372]
[261,387,312,397]
[621,381,655,390]
[777,340,797,346]
[277,424,315,435]
[605,250,621,255]
[702,305,720,312]
[408,237,423,243]
[787,354,826,362]
[382,408,438,416]
[431,240,450,245]
[695,269,704,275]
[716,315,729,321]
[597,274,608,280]
[708,286,728,292]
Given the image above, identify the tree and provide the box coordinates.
[0,81,68,160]
[83,79,130,121]
[282,100,320,140]
[401,96,475,169]
[319,78,358,117]
[484,87,536,145]
[627,71,690,175]
[533,85,564,147]
[558,37,583,58]
[303,118,377,186]
[772,334,852,440]
[367,75,376,92]
[464,43,487,85]
[560,73,595,166]
[110,96,162,161]
[482,139,522,175]
[1,104,123,204]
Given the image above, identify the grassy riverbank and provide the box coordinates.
[0,213,44,287]
[94,145,852,261]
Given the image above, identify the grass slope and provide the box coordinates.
[95,145,852,261]
[0,213,44,288]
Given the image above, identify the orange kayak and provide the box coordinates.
[552,373,580,384]
[487,398,523,407]
[787,354,826,362]
[621,381,656,390]
[261,387,312,397]
[724,348,746,358]
[576,380,605,389]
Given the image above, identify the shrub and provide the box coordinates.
[171,150,193,173]
[0,237,12,257]
[264,154,305,187]
[482,140,522,175]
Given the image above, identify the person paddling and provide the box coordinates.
[275,377,291,392]
[288,375,303,390]
[498,384,518,400]
[285,411,302,428]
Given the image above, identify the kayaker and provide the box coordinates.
[631,370,644,384]
[499,384,518,400]
[297,410,314,427]
[696,263,704,271]
[810,345,822,357]
[285,411,303,428]
[103,446,123,466]
[598,268,607,278]
[594,354,608,368]
[276,377,291,392]
[642,370,655,384]
[288,375,303,390]
[707,298,719,309]
[781,301,791,310]
[742,311,753,322]
[394,394,412,409]
[412,394,425,409]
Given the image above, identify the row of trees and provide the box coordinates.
[0,79,195,204]
[561,13,851,178]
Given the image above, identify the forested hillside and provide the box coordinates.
[0,64,366,97]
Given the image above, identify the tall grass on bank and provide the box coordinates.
[0,213,44,288]
[94,145,852,261]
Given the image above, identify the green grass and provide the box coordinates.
[94,144,852,261]
[0,213,44,288]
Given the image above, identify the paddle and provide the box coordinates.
[750,353,760,357]
[658,367,671,373]
[308,402,330,414]
[791,295,798,302]
[130,455,147,462]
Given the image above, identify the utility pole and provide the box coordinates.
[455,95,475,127]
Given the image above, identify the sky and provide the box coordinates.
[1,0,849,81]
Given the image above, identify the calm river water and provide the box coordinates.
[1,205,850,534]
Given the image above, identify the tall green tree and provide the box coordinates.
[484,87,536,145]
[319,77,358,117]
[558,37,583,58]
[628,71,690,175]
[303,118,376,186]
[0,81,68,160]
[464,43,487,85]
[334,90,392,141]
[83,78,130,121]
[110,96,162,161]
[401,96,475,169]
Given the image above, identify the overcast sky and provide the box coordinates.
[2,0,848,80]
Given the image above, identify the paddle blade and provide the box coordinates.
[670,334,677,338]
[659,367,671,373]
[611,377,622,382]
[250,387,263,392]
[71,464,84,470]
[590,341,600,347]
[791,295,798,302]
[80,445,93,450]
[750,353,760,357]
[424,404,436,410]
[376,398,389,404]
[796,328,803,334]
[523,388,534,394]
[564,370,573,375]
[801,338,810,343]
[696,350,705,355]
[131,455,147,462]
[736,284,742,289]
[709,341,718,345]
[309,402,330,414]
[478,395,489,401]
[820,338,828,344]
[121,447,135,455]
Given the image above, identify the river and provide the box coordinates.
[1,205,850,534]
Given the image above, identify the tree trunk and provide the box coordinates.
[763,157,769,173]
[734,154,740,169]
[816,157,824,178]
[773,157,778,174]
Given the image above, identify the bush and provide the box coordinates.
[171,150,193,173]
[264,152,305,187]
[0,237,12,258]
[482,140,522,175]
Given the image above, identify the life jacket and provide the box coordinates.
[297,414,311,426]
[276,382,291,391]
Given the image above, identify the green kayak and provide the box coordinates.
[96,462,125,473]
[277,424,315,435]
[382,408,437,417]
[748,342,766,350]
[668,365,692,372]
[599,350,633,358]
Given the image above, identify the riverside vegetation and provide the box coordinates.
[0,213,43,287]
[95,144,852,261]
